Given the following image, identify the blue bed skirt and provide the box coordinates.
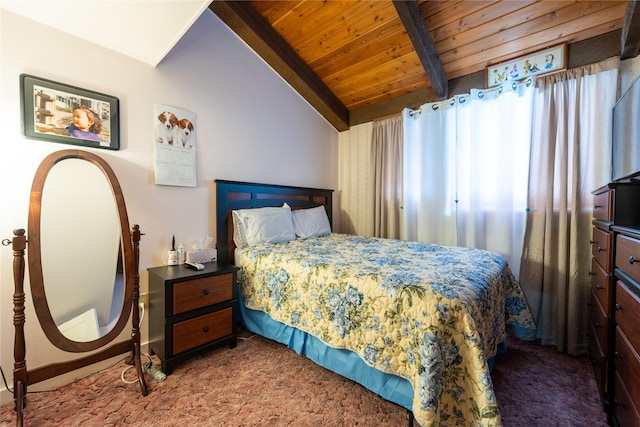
[240,296,414,410]
[239,293,506,412]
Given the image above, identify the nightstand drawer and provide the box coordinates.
[592,227,611,271]
[173,307,233,354]
[616,235,640,284]
[593,190,612,221]
[173,273,233,315]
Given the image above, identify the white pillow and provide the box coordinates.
[232,204,295,248]
[231,210,249,249]
[233,204,290,248]
[292,206,331,239]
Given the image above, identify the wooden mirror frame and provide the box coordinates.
[9,149,147,426]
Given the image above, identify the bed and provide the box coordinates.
[214,180,535,427]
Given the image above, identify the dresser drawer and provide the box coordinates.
[593,190,612,221]
[615,370,640,427]
[590,291,608,352]
[173,273,234,315]
[615,281,640,356]
[173,307,233,354]
[591,258,610,313]
[592,227,612,271]
[615,326,640,413]
[616,235,640,284]
[588,329,607,397]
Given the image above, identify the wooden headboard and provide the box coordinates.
[214,180,334,265]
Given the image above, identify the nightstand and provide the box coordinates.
[147,262,239,374]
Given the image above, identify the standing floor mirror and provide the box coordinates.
[5,149,147,426]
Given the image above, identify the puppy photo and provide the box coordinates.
[153,103,197,187]
[175,118,195,149]
[154,111,178,144]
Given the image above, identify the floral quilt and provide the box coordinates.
[237,233,535,427]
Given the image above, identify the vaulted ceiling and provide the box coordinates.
[6,1,638,133]
[211,0,640,131]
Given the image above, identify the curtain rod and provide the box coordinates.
[407,77,533,117]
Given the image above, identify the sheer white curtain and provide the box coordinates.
[402,100,457,246]
[519,58,618,355]
[402,81,534,277]
[456,84,533,277]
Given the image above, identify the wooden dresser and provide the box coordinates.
[589,186,613,409]
[590,180,640,426]
[148,263,239,374]
[612,230,640,426]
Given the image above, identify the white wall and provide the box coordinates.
[0,9,338,401]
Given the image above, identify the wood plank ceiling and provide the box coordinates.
[211,1,640,131]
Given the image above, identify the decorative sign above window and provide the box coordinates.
[485,43,567,88]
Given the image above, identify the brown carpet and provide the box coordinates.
[0,332,607,426]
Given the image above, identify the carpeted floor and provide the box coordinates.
[0,332,607,426]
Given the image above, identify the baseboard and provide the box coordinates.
[0,342,150,407]
[0,387,11,406]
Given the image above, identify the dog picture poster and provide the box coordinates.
[153,103,197,187]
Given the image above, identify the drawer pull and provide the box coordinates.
[629,256,636,264]
[595,322,601,328]
[597,246,604,253]
[614,351,622,359]
[203,326,209,333]
[203,289,209,296]
[589,240,595,245]
[594,204,602,210]
[595,284,603,291]
[615,303,622,311]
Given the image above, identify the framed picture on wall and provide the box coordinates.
[20,74,120,150]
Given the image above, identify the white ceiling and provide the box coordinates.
[1,0,211,66]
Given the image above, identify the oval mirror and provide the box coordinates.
[28,150,134,352]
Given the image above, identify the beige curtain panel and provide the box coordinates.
[372,115,403,239]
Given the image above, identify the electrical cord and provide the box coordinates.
[125,351,166,383]
[2,356,129,396]
[238,333,257,341]
[0,365,12,393]
[4,301,151,391]
[120,365,140,384]
[138,301,145,327]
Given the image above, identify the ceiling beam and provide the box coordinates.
[209,1,350,132]
[392,0,448,100]
[621,0,640,59]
